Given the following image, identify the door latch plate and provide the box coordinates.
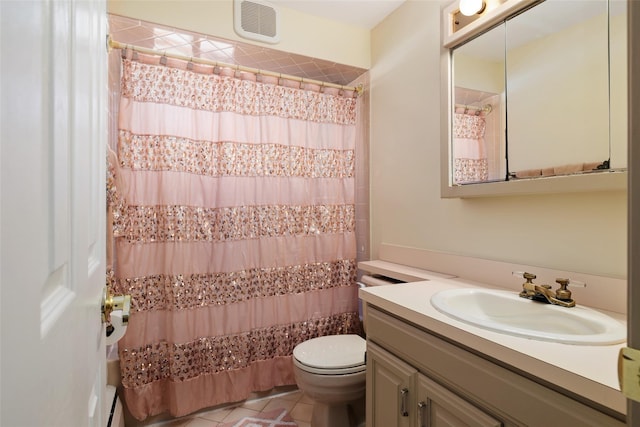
[619,347,640,402]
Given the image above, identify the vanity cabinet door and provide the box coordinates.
[416,374,502,427]
[366,341,417,427]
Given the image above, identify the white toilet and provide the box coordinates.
[292,274,401,427]
[292,334,367,427]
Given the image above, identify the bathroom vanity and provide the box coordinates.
[359,251,626,427]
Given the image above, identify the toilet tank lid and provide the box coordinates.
[293,334,366,369]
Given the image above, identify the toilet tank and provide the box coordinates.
[360,274,405,288]
[358,274,405,333]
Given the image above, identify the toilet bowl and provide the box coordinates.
[292,275,404,427]
[292,334,366,427]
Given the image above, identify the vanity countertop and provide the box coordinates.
[359,279,626,416]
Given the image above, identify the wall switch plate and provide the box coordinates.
[619,347,640,402]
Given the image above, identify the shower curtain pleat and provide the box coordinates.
[107,52,361,420]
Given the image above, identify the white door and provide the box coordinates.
[1,1,108,426]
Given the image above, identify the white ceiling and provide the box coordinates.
[269,0,406,29]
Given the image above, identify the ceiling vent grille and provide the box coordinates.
[234,0,280,44]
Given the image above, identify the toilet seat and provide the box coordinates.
[293,334,366,375]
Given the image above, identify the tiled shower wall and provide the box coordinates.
[107,15,370,267]
[108,14,366,86]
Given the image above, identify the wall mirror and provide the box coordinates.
[442,0,627,197]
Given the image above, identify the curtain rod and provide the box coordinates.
[107,36,363,96]
[454,103,493,113]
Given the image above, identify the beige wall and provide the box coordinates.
[370,0,627,278]
[107,0,371,69]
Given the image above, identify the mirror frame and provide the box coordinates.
[440,0,627,198]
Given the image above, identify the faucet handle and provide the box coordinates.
[555,278,586,301]
[512,271,536,281]
[514,271,538,298]
[556,278,586,288]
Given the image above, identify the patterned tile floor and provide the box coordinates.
[149,390,314,427]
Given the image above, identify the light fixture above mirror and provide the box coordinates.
[459,0,485,16]
[442,0,515,46]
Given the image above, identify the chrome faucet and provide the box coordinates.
[513,272,586,308]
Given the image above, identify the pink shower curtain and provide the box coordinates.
[107,52,361,420]
[453,110,488,184]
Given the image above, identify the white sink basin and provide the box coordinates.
[430,288,626,345]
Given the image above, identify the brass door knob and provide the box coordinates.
[101,288,131,325]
